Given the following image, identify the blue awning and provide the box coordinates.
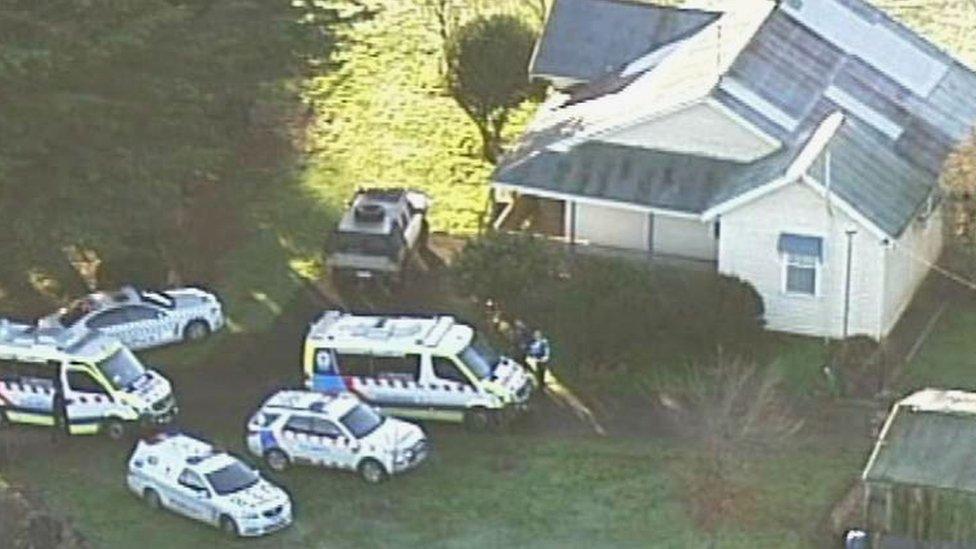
[778,233,823,260]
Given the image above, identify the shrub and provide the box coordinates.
[451,232,562,314]
[453,234,769,380]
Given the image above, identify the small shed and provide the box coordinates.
[863,389,976,543]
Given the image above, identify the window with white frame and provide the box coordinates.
[778,233,823,296]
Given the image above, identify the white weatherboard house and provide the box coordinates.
[493,0,976,339]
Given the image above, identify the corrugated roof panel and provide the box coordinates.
[530,0,720,83]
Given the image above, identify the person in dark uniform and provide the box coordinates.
[51,371,69,443]
[526,330,551,390]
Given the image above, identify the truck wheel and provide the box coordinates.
[358,458,388,484]
[463,408,494,432]
[183,320,210,342]
[144,488,162,510]
[220,515,239,537]
[103,419,126,440]
[264,449,290,472]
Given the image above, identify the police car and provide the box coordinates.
[303,312,534,430]
[37,285,225,351]
[0,320,177,438]
[328,188,429,285]
[246,390,428,483]
[127,432,292,537]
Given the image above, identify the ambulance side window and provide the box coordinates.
[432,357,471,386]
[336,353,373,377]
[0,359,53,386]
[372,355,419,382]
[66,370,109,395]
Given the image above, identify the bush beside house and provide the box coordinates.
[453,233,768,384]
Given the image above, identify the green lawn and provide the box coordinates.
[900,301,976,391]
[3,431,859,549]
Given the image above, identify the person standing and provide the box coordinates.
[526,330,551,390]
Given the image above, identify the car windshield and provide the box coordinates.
[95,347,146,390]
[206,461,259,496]
[339,404,385,439]
[335,232,404,259]
[458,335,501,380]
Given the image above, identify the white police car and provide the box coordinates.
[246,390,428,484]
[127,432,292,537]
[38,285,224,351]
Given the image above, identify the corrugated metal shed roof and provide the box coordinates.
[530,0,720,83]
[864,390,976,493]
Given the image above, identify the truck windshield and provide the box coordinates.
[458,335,501,380]
[335,232,403,259]
[340,404,385,439]
[96,348,146,390]
[206,462,259,496]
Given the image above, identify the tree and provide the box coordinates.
[943,131,976,246]
[446,14,536,163]
[667,359,804,531]
[0,1,333,291]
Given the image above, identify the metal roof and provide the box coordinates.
[530,0,719,83]
[500,0,976,238]
[495,140,796,214]
[864,390,976,493]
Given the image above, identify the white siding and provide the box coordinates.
[880,208,943,335]
[718,182,888,339]
[653,216,718,260]
[573,203,650,250]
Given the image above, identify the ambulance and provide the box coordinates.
[302,311,534,429]
[0,320,177,438]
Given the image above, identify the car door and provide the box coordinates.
[281,414,317,464]
[85,308,132,344]
[310,417,354,469]
[122,305,173,349]
[173,469,215,523]
[61,365,114,434]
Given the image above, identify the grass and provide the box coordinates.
[900,300,976,391]
[2,430,859,549]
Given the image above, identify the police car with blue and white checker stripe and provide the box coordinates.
[38,285,224,351]
[246,390,428,484]
[127,432,292,538]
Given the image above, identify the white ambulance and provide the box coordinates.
[302,312,534,429]
[245,390,428,483]
[127,432,292,537]
[0,320,177,438]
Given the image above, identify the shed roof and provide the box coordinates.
[530,0,719,83]
[864,390,976,493]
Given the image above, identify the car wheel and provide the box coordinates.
[463,408,493,432]
[103,419,126,440]
[144,488,162,510]
[219,515,239,537]
[264,449,290,472]
[183,320,210,342]
[358,458,388,484]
